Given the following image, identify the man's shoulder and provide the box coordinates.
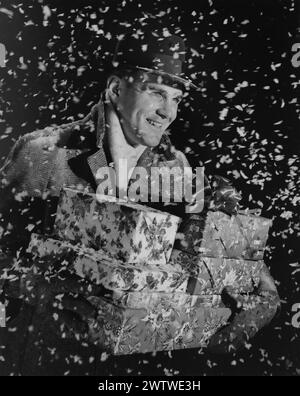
[18,119,94,154]
[20,126,61,152]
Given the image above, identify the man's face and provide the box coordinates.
[112,75,183,147]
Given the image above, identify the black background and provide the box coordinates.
[0,0,299,375]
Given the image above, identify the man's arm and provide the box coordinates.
[0,135,99,339]
[0,136,29,268]
[0,130,62,259]
[0,135,51,315]
[207,263,280,354]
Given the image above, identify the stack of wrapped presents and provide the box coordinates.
[26,187,272,355]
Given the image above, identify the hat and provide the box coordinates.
[112,31,198,90]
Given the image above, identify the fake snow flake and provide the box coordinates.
[225,92,236,99]
[240,171,248,179]
[100,352,109,361]
[232,170,241,179]
[211,71,218,80]
[25,224,35,232]
[43,6,51,20]
[71,355,82,364]
[99,7,109,13]
[280,211,293,220]
[237,126,246,137]
[191,48,200,57]
[291,196,300,206]
[0,8,14,18]
[275,155,284,161]
[38,62,47,72]
[271,62,281,71]
[14,191,29,202]
[219,108,228,120]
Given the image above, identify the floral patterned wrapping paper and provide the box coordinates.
[74,253,190,293]
[175,211,272,260]
[112,290,274,312]
[27,234,189,293]
[111,290,225,309]
[53,188,181,265]
[87,296,232,355]
[27,235,264,296]
[170,249,264,295]
[26,234,266,355]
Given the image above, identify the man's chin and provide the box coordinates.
[140,131,164,147]
[142,136,162,147]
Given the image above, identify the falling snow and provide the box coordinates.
[0,0,299,377]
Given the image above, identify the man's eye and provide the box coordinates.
[150,91,164,99]
[174,97,182,104]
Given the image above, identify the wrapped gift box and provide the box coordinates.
[111,290,224,310]
[27,234,189,293]
[175,211,272,260]
[87,296,232,355]
[53,188,181,265]
[170,249,264,294]
[27,235,263,296]
[26,234,265,356]
[111,290,273,312]
[74,252,189,293]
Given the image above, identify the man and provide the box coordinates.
[0,31,279,375]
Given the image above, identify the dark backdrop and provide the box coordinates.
[0,0,299,375]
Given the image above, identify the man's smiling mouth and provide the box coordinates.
[146,118,163,129]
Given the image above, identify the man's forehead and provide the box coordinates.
[128,73,183,96]
[123,70,183,95]
[144,82,183,96]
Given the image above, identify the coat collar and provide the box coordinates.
[77,97,110,187]
[65,97,108,191]
[85,96,153,188]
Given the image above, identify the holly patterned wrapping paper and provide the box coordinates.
[87,296,232,355]
[175,211,272,260]
[53,188,181,265]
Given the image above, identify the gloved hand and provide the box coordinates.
[209,175,242,215]
[207,279,280,354]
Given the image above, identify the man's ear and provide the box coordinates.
[106,75,122,101]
